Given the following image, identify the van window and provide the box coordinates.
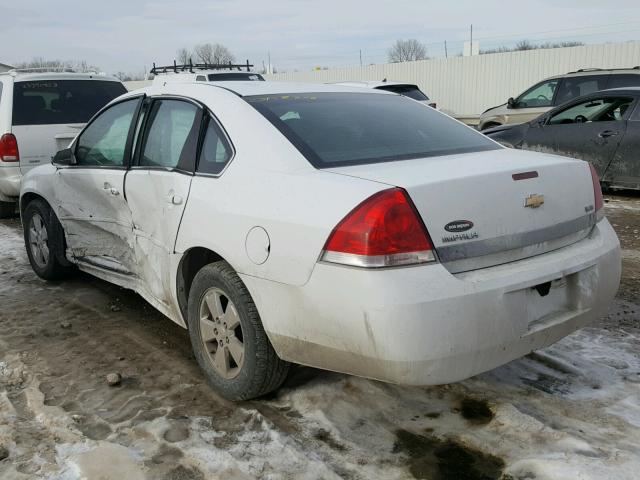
[12,80,126,126]
[606,74,640,89]
[554,75,608,105]
[207,73,265,81]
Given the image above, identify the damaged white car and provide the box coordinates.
[20,82,621,400]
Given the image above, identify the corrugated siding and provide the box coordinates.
[265,42,640,116]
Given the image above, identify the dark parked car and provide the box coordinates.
[485,87,640,190]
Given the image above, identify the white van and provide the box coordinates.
[0,71,126,217]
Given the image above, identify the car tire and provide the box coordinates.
[0,201,16,218]
[23,199,74,280]
[187,261,290,400]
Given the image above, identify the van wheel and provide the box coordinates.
[187,261,290,401]
[0,201,16,218]
[23,199,73,280]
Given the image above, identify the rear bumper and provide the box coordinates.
[241,219,620,385]
[0,165,21,202]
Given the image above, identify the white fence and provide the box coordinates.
[265,42,640,116]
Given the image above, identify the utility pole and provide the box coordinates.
[268,51,271,74]
[470,24,473,55]
[444,41,448,58]
[359,49,362,67]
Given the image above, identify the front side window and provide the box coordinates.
[75,98,140,167]
[140,99,200,170]
[12,80,126,126]
[246,93,499,168]
[197,117,232,175]
[548,97,633,125]
[554,75,608,105]
[516,80,559,108]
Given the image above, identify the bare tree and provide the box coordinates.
[481,40,584,55]
[176,48,192,64]
[515,40,535,51]
[387,39,428,63]
[15,57,99,72]
[193,43,235,65]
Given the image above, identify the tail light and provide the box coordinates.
[321,188,435,268]
[0,134,19,162]
[589,163,604,221]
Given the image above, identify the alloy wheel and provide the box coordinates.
[29,213,49,269]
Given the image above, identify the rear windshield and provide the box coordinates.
[246,92,498,168]
[12,80,126,126]
[208,73,265,81]
[375,84,429,101]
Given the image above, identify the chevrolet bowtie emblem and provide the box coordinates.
[524,194,545,208]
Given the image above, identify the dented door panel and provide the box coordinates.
[125,169,192,308]
[602,119,640,190]
[54,168,136,273]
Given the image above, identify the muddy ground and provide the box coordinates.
[0,195,639,480]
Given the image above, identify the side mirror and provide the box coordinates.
[507,97,517,109]
[52,148,76,166]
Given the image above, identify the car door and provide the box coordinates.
[541,95,634,175]
[125,97,203,307]
[602,96,640,189]
[506,79,560,125]
[53,96,142,273]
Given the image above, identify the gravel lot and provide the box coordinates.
[0,195,639,480]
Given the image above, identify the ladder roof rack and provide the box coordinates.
[150,59,254,75]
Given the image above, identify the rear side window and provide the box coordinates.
[246,93,499,168]
[12,80,127,126]
[140,99,201,170]
[554,75,608,105]
[197,117,233,175]
[207,73,265,81]
[376,84,429,101]
[606,74,640,89]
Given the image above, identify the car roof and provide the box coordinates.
[193,81,396,97]
[0,71,122,83]
[542,68,640,81]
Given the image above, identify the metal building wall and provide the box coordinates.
[265,42,640,116]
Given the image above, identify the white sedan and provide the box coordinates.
[20,81,621,400]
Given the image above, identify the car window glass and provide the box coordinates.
[12,80,126,126]
[140,100,199,169]
[197,117,232,175]
[376,85,429,101]
[548,97,633,125]
[554,75,608,105]
[75,98,139,167]
[247,92,499,168]
[606,74,640,89]
[517,80,558,108]
[207,73,265,81]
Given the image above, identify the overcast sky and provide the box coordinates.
[2,0,639,75]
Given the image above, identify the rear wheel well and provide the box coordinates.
[177,247,224,324]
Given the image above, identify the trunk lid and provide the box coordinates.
[326,148,597,273]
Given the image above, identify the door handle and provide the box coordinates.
[598,130,619,138]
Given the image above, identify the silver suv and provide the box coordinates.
[478,67,640,130]
[0,70,126,217]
